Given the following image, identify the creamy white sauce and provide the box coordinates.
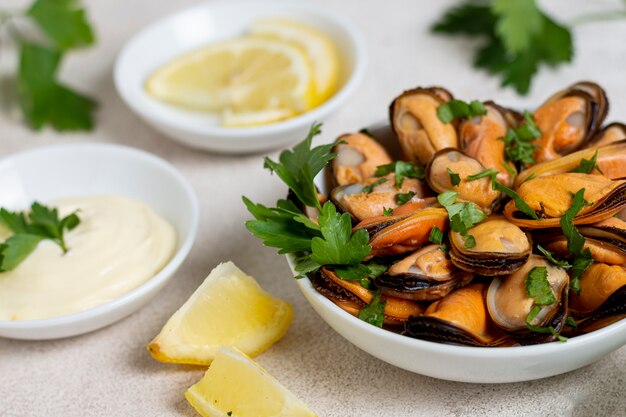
[0,195,177,320]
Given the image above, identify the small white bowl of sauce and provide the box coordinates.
[114,1,366,154]
[0,143,199,340]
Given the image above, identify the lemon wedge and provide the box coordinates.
[250,18,340,104]
[147,262,293,365]
[146,37,315,125]
[186,346,316,417]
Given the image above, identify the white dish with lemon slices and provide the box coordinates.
[115,1,366,153]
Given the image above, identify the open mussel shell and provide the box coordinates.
[532,81,608,164]
[330,174,431,222]
[586,122,626,149]
[329,132,393,188]
[403,283,513,347]
[426,148,500,214]
[312,267,424,325]
[459,101,518,187]
[449,216,531,276]
[389,87,458,166]
[515,139,626,187]
[504,173,626,228]
[535,217,626,265]
[375,244,473,301]
[355,207,449,258]
[487,255,568,344]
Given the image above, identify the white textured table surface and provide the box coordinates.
[2,0,626,416]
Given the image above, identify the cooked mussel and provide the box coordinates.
[487,255,568,342]
[331,174,431,221]
[312,267,424,325]
[568,263,626,333]
[514,140,626,187]
[532,81,608,163]
[355,207,449,258]
[389,87,458,165]
[504,173,626,228]
[586,122,626,149]
[449,216,531,276]
[330,132,393,187]
[535,217,626,265]
[426,149,499,214]
[459,101,518,187]
[403,283,512,346]
[375,244,473,301]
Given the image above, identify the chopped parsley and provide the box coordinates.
[572,150,603,175]
[358,127,375,138]
[396,191,416,205]
[436,99,487,123]
[428,226,444,245]
[465,168,538,219]
[374,161,425,187]
[358,290,386,328]
[383,207,394,216]
[437,190,487,248]
[566,317,578,328]
[362,178,387,194]
[524,266,566,341]
[560,188,594,293]
[500,111,541,165]
[536,245,571,270]
[447,168,461,186]
[0,202,80,272]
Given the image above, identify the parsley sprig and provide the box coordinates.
[0,202,80,272]
[432,0,572,94]
[0,0,97,131]
[358,290,386,328]
[245,124,373,281]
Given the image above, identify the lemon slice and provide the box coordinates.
[147,262,293,365]
[146,37,315,124]
[250,18,340,104]
[186,346,316,417]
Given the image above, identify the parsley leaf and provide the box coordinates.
[358,128,375,138]
[437,190,458,207]
[428,226,444,245]
[572,150,603,175]
[374,161,425,187]
[492,0,543,54]
[358,290,386,328]
[566,317,578,328]
[395,191,416,206]
[0,202,80,272]
[437,99,487,124]
[525,266,556,305]
[383,207,393,216]
[18,43,97,131]
[570,251,594,294]
[309,202,371,266]
[362,178,387,194]
[27,0,95,50]
[264,123,334,210]
[447,168,461,186]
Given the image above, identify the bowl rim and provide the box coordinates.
[113,0,368,139]
[0,142,199,330]
[288,254,626,358]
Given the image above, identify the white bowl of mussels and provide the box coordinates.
[283,82,626,383]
